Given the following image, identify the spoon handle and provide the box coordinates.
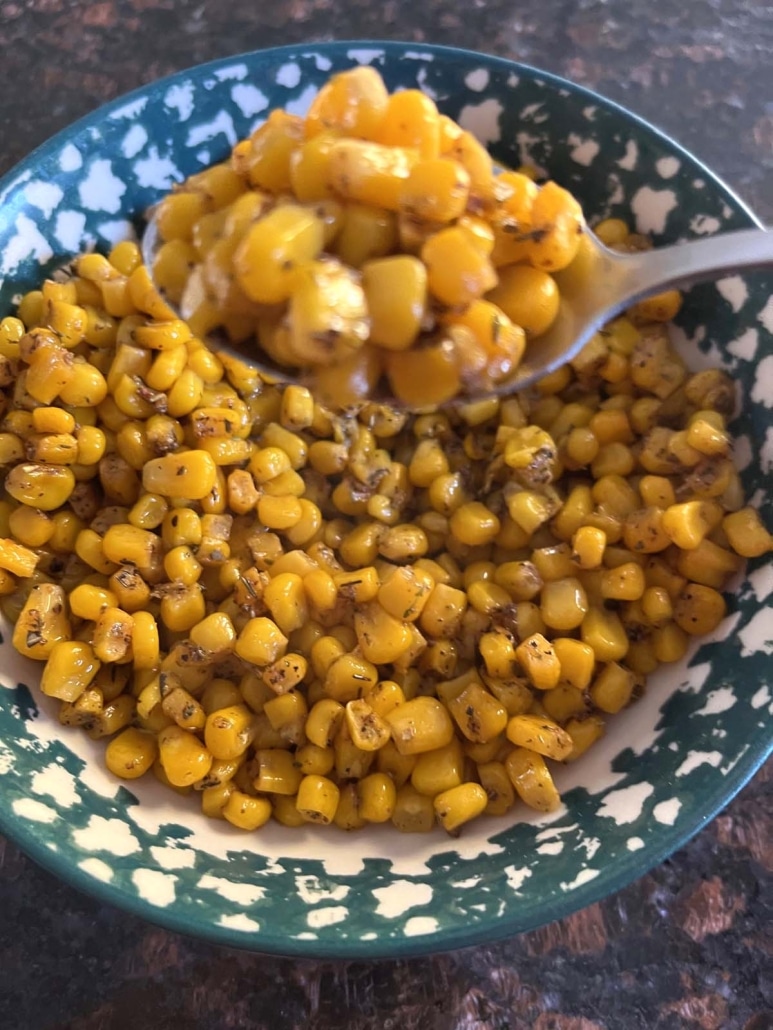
[617,227,773,300]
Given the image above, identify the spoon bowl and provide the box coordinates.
[143,203,773,407]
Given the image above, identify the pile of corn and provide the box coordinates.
[0,229,769,834]
[151,65,588,407]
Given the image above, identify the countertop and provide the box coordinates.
[0,1,771,1028]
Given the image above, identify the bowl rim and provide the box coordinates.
[0,39,770,960]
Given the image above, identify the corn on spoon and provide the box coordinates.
[142,216,773,404]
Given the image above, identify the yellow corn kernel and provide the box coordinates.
[0,535,39,576]
[434,782,488,834]
[506,712,574,760]
[296,774,340,825]
[359,255,427,351]
[326,782,362,831]
[200,679,243,715]
[540,681,588,723]
[235,616,288,666]
[652,622,690,663]
[233,204,324,304]
[105,728,158,780]
[158,724,213,788]
[447,501,500,547]
[0,568,15,596]
[101,523,161,570]
[539,576,589,631]
[204,705,255,761]
[201,782,236,820]
[564,714,606,761]
[28,407,73,436]
[661,501,713,550]
[487,264,559,338]
[422,226,497,307]
[284,256,369,364]
[356,683,402,721]
[639,475,676,510]
[344,699,391,751]
[581,606,629,663]
[164,368,203,418]
[629,288,682,324]
[375,568,430,622]
[373,524,424,564]
[446,681,508,743]
[331,725,371,778]
[385,696,454,756]
[257,652,307,696]
[0,431,24,465]
[92,606,133,664]
[262,572,308,635]
[131,610,160,671]
[58,684,102,730]
[133,319,192,352]
[263,690,307,746]
[593,217,629,246]
[310,635,346,682]
[142,450,217,500]
[601,561,646,601]
[0,314,24,357]
[161,507,202,550]
[356,772,397,823]
[552,638,596,691]
[239,671,275,715]
[108,565,151,615]
[673,584,727,636]
[324,653,378,703]
[23,430,79,466]
[723,507,773,558]
[589,662,636,714]
[472,760,514,817]
[304,64,388,139]
[41,641,100,702]
[479,631,517,680]
[410,738,464,797]
[223,791,272,831]
[160,584,205,633]
[570,525,606,570]
[324,134,417,209]
[489,564,539,606]
[505,747,561,812]
[353,602,412,665]
[305,698,344,750]
[514,633,561,691]
[621,506,670,554]
[639,585,673,625]
[418,582,468,640]
[294,743,334,778]
[391,784,435,833]
[163,545,201,587]
[253,749,303,796]
[5,462,75,511]
[161,684,206,731]
[385,337,462,407]
[400,156,470,223]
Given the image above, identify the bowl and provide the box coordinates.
[0,41,771,959]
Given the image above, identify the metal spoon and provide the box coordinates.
[142,214,773,403]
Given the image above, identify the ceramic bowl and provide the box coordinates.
[0,41,771,959]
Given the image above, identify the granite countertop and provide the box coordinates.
[0,2,771,1028]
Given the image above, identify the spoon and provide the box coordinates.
[142,215,773,404]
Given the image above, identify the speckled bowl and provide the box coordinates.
[0,42,771,959]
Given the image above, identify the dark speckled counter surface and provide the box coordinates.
[0,2,771,1028]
